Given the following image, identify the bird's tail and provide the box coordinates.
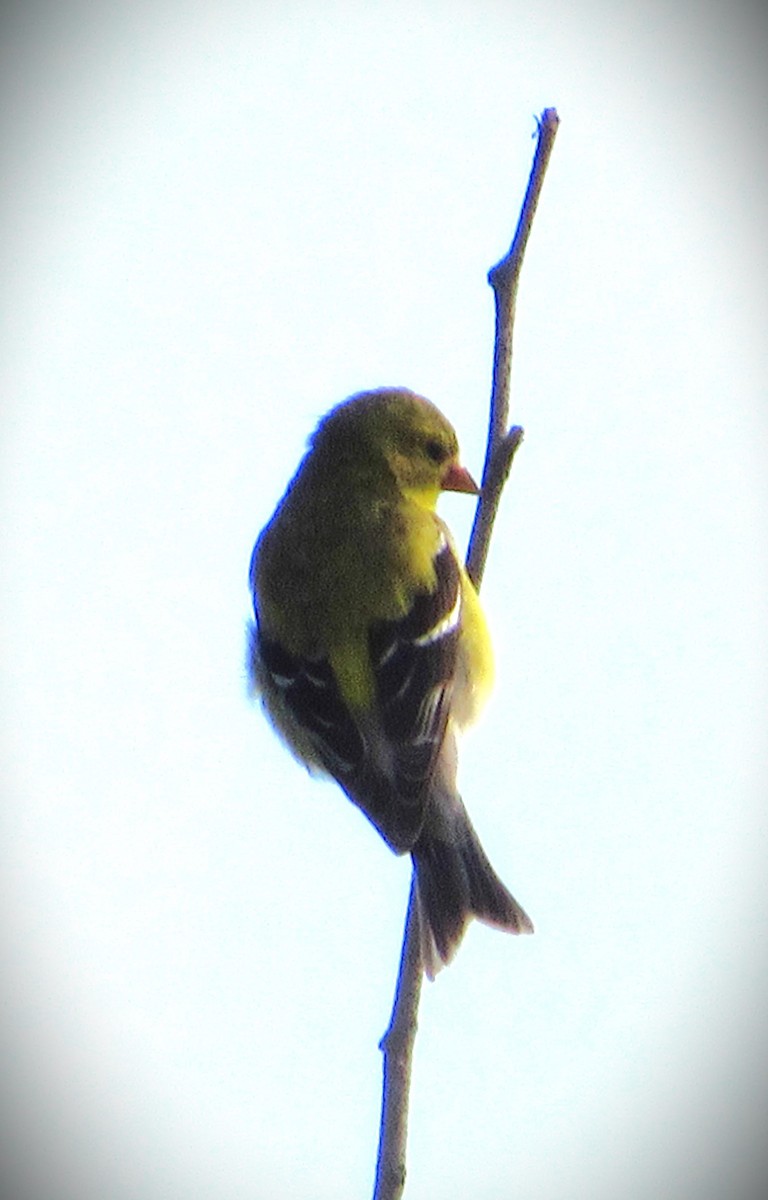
[411,790,533,979]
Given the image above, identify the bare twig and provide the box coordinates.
[467,106,560,589]
[372,107,559,1200]
[372,877,422,1200]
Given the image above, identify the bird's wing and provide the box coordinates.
[254,533,462,853]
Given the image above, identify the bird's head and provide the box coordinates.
[311,387,479,509]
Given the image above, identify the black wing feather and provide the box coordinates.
[369,537,460,789]
[255,535,462,853]
[258,637,364,774]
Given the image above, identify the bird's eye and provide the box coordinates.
[424,438,448,464]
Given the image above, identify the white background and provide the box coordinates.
[1,2,767,1198]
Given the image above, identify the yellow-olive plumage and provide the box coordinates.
[248,387,532,976]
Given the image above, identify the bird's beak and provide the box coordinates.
[441,461,480,495]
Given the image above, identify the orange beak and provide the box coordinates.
[441,461,480,495]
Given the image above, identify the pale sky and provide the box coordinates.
[1,2,767,1198]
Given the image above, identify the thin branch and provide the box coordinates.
[372,877,422,1200]
[467,106,560,590]
[372,107,559,1200]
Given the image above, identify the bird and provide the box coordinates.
[247,386,533,977]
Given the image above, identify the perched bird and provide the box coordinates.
[248,387,532,976]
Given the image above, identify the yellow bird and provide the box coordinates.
[248,387,532,976]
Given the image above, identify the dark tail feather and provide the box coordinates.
[412,799,533,979]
